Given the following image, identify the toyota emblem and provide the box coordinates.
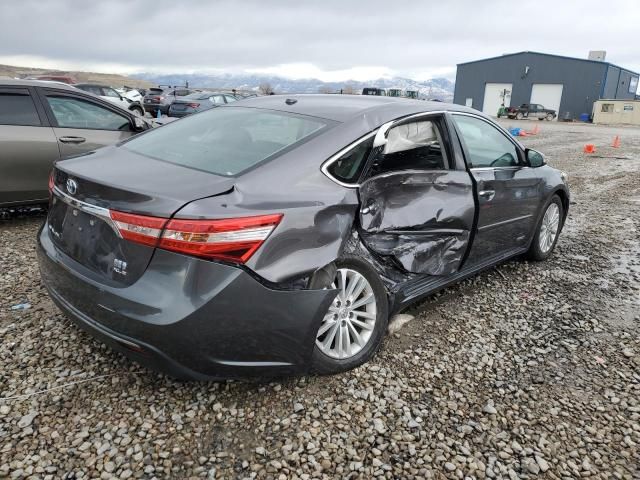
[66,178,78,195]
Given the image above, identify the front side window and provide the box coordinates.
[210,95,225,105]
[123,107,329,176]
[368,118,449,176]
[453,115,520,168]
[0,92,41,126]
[78,85,102,95]
[102,88,120,98]
[224,95,238,103]
[46,96,131,130]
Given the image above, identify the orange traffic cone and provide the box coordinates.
[612,135,621,148]
[584,144,596,154]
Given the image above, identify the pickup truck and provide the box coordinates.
[504,104,556,121]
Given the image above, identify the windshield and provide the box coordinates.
[123,106,330,176]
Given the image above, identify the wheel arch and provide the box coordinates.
[551,187,570,225]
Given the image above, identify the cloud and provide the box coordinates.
[0,0,638,80]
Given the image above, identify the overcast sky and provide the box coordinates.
[0,0,637,81]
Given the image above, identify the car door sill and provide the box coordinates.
[393,246,528,313]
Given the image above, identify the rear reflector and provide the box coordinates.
[108,211,282,264]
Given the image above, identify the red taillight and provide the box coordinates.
[110,211,168,247]
[48,171,55,193]
[187,103,200,108]
[109,211,282,264]
[160,214,283,263]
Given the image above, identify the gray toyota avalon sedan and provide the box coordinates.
[38,95,569,379]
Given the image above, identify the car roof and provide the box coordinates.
[231,94,479,122]
[0,78,81,91]
[74,83,112,88]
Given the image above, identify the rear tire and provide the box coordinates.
[528,195,563,261]
[311,255,389,375]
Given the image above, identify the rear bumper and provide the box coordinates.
[37,222,335,380]
[167,110,191,118]
[143,104,168,114]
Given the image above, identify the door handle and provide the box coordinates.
[59,136,86,144]
[479,190,495,201]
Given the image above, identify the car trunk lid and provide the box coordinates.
[48,146,234,285]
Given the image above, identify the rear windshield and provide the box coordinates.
[123,106,330,176]
[148,88,164,94]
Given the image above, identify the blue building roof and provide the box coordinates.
[457,51,639,76]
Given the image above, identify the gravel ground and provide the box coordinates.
[1,120,639,479]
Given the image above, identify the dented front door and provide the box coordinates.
[358,170,475,275]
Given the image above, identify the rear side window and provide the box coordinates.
[0,92,41,126]
[123,106,330,176]
[326,136,374,184]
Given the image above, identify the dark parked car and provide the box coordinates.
[167,91,238,118]
[505,103,556,120]
[38,95,569,380]
[362,87,387,96]
[143,87,196,116]
[0,79,150,208]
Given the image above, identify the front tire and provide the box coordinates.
[528,195,563,261]
[546,113,554,121]
[311,256,389,374]
[516,112,524,120]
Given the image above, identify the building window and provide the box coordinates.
[601,103,614,113]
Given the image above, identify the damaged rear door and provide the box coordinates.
[358,113,476,276]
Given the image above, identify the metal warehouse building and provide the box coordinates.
[453,51,639,120]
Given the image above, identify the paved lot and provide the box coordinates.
[1,120,639,479]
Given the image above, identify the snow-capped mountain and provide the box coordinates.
[132,72,454,101]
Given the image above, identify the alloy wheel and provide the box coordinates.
[539,203,560,253]
[315,268,377,359]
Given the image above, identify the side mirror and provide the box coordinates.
[133,116,148,131]
[526,148,545,167]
